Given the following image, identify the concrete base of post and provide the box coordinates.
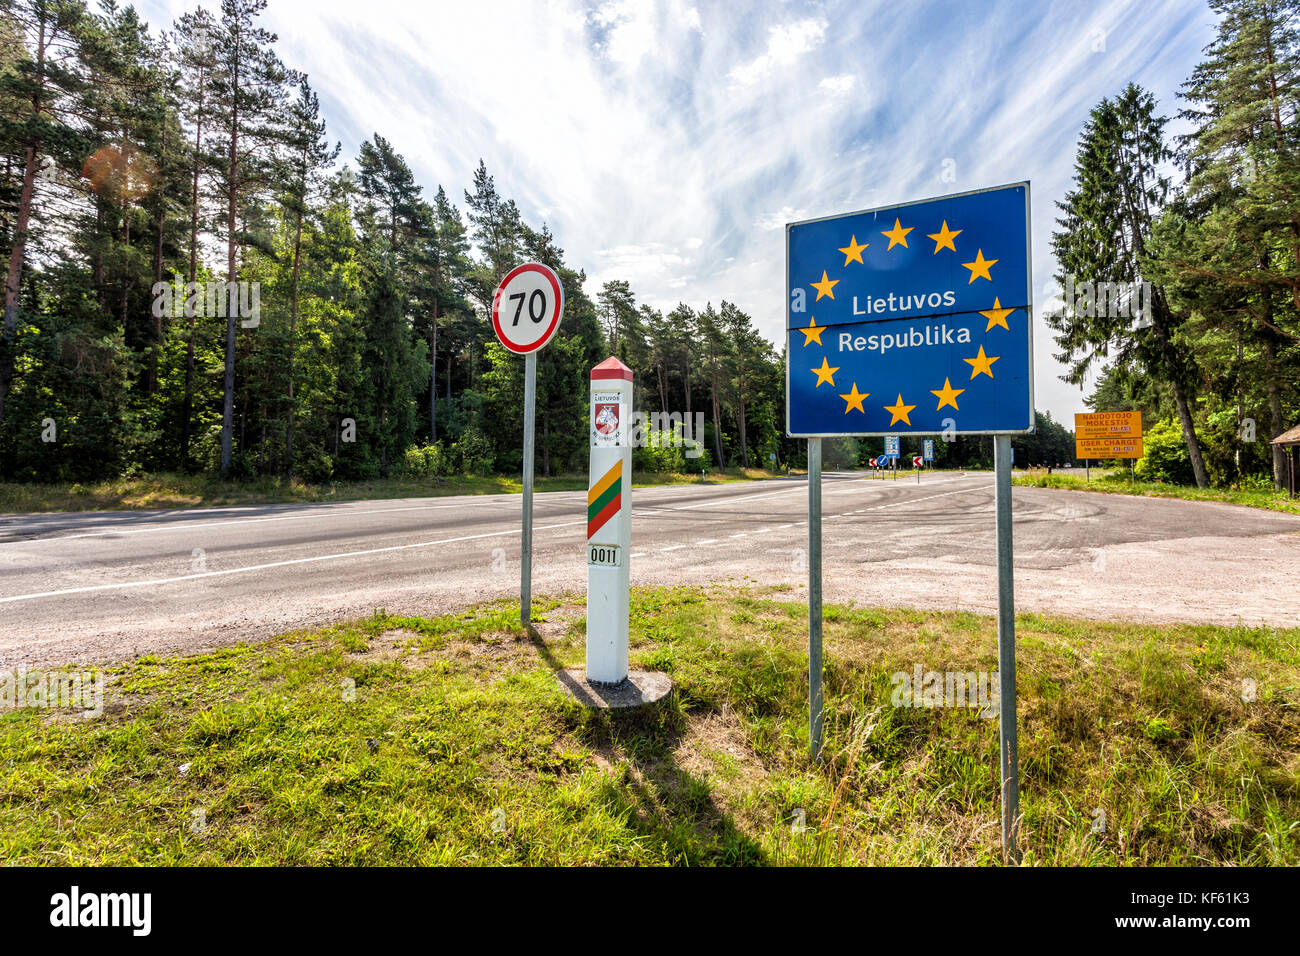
[556,669,672,709]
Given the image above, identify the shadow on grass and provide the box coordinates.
[527,626,766,866]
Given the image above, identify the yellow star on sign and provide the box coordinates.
[838,235,868,266]
[979,297,1015,332]
[930,377,965,411]
[839,382,869,413]
[962,248,998,283]
[811,270,838,300]
[927,220,962,253]
[811,357,840,387]
[881,218,913,250]
[963,345,1000,379]
[884,393,917,426]
[799,316,826,346]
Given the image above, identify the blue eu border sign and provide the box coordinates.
[793,182,1029,864]
[786,182,1033,438]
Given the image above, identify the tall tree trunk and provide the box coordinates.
[0,13,48,436]
[0,144,38,435]
[1171,380,1208,489]
[429,300,437,442]
[1263,333,1286,490]
[220,59,239,477]
[182,72,204,469]
[148,202,164,397]
[119,214,130,341]
[710,363,724,468]
[682,357,691,416]
[286,205,303,474]
[737,387,749,468]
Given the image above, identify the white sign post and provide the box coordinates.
[586,357,633,684]
[491,262,564,628]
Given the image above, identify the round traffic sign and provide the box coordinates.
[491,262,564,354]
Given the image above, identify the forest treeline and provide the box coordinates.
[1050,0,1299,490]
[0,0,809,483]
[1,0,1293,488]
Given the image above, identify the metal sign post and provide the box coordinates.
[586,357,634,685]
[994,434,1019,861]
[521,351,536,625]
[490,261,565,629]
[808,437,823,760]
[785,182,1033,861]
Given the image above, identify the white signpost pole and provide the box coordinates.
[586,358,633,685]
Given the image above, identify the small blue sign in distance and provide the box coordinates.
[786,183,1033,437]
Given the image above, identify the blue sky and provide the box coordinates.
[135,0,1219,424]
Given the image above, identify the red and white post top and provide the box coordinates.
[590,356,633,382]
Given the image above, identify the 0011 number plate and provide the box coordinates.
[588,544,620,567]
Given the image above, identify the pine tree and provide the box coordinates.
[696,302,730,468]
[172,5,217,467]
[207,0,289,476]
[279,75,337,472]
[0,0,88,445]
[1049,84,1211,487]
[1170,0,1300,488]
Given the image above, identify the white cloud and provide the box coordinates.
[728,16,828,87]
[818,73,856,96]
[756,206,807,231]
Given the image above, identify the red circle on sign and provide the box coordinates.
[491,262,565,354]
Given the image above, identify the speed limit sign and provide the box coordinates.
[491,262,564,354]
[491,261,565,630]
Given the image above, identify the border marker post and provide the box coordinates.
[586,357,633,685]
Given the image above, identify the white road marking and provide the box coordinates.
[2,499,509,544]
[0,519,587,604]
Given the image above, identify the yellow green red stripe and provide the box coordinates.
[587,461,623,538]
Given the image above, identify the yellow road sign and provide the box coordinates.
[1074,410,1142,440]
[1075,436,1144,459]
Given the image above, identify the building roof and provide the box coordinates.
[1271,424,1300,446]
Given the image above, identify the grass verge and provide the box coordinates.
[2,586,1296,865]
[1013,471,1300,516]
[0,468,778,514]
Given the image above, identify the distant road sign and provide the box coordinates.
[1075,411,1143,459]
[491,262,564,354]
[786,182,1033,437]
[885,435,900,457]
[913,455,923,467]
[923,438,934,461]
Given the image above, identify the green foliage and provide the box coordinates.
[1135,418,1195,484]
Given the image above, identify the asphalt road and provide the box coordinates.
[1,471,1297,666]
